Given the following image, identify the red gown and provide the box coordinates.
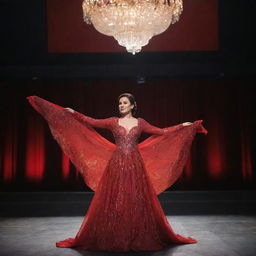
[27,96,208,252]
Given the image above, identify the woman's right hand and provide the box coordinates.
[65,107,75,113]
[182,122,193,126]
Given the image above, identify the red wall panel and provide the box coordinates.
[47,0,219,53]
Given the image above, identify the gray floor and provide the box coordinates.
[0,215,256,256]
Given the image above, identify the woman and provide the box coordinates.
[27,93,207,252]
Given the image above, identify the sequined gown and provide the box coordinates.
[27,96,208,252]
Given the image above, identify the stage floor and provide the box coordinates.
[0,215,256,256]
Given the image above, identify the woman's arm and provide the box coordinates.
[140,118,192,135]
[65,108,112,129]
[140,118,168,135]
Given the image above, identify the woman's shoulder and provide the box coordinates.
[137,117,146,123]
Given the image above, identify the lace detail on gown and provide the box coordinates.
[27,96,208,252]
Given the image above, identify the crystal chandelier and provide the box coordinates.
[82,0,183,54]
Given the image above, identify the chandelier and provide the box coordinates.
[82,0,183,54]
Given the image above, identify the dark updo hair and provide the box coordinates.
[118,93,137,116]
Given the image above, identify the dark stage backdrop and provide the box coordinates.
[0,79,255,191]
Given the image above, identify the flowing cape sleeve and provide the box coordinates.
[138,120,208,195]
[27,96,116,191]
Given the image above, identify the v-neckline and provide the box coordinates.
[117,117,140,135]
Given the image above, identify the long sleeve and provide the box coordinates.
[72,111,113,130]
[140,118,184,136]
[140,118,166,135]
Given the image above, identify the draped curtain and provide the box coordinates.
[0,79,254,191]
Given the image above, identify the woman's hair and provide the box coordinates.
[118,93,137,116]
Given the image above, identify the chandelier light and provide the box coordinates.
[82,0,183,54]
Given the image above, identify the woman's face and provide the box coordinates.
[118,96,134,116]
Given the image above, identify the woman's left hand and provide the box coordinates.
[65,107,75,113]
[182,122,193,126]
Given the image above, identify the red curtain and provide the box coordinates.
[3,118,17,182]
[0,79,254,191]
[25,115,45,182]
